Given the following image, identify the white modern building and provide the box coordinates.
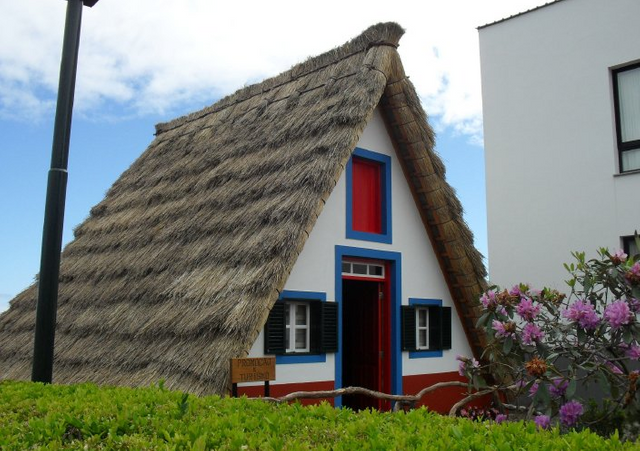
[479,0,640,290]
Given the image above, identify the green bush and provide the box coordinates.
[0,380,637,450]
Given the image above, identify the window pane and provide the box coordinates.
[353,263,367,275]
[285,328,290,350]
[418,330,427,348]
[621,148,640,172]
[618,66,640,143]
[418,309,427,327]
[369,265,383,276]
[295,304,307,325]
[342,262,351,273]
[624,236,640,258]
[295,329,307,349]
[285,303,291,326]
[352,157,382,234]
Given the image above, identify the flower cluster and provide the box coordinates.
[521,323,544,345]
[562,299,600,330]
[525,357,547,378]
[549,378,569,398]
[492,320,516,339]
[534,415,551,430]
[457,406,501,422]
[456,247,640,434]
[624,344,640,360]
[559,401,583,427]
[456,355,479,377]
[516,297,541,322]
[604,300,632,329]
[625,262,640,285]
[611,249,628,265]
[624,262,640,285]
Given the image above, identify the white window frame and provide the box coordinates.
[285,301,310,353]
[416,307,429,350]
[341,260,385,279]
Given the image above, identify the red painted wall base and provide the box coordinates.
[236,380,335,406]
[403,371,490,414]
[236,372,490,413]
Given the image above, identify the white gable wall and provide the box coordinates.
[246,107,473,385]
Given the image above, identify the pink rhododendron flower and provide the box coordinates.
[626,262,640,285]
[522,323,544,345]
[604,300,632,329]
[534,415,551,430]
[611,249,628,265]
[509,285,523,297]
[480,290,497,309]
[456,355,479,376]
[549,378,569,397]
[606,361,623,375]
[492,320,516,339]
[495,414,508,424]
[456,355,466,376]
[559,401,583,427]
[529,383,539,397]
[516,297,541,322]
[562,300,600,330]
[625,344,640,360]
[629,298,640,313]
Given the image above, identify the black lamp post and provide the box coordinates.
[32,0,99,383]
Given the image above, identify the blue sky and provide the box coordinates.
[0,0,546,312]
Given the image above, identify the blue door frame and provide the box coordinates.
[334,245,402,407]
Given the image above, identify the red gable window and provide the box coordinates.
[352,157,382,234]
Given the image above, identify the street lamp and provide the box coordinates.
[32,0,99,383]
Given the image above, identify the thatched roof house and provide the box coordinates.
[0,22,487,399]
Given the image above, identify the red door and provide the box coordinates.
[342,264,391,410]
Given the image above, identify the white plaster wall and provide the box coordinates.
[480,0,640,291]
[246,108,473,385]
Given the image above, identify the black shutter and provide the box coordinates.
[441,307,452,350]
[428,306,442,351]
[264,302,286,354]
[401,306,417,351]
[321,302,338,352]
[310,301,322,353]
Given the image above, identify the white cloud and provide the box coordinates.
[0,0,547,142]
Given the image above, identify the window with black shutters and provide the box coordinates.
[264,299,337,355]
[402,304,452,352]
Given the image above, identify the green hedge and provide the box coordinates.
[0,380,637,450]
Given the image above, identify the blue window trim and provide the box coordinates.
[334,245,402,407]
[345,147,392,244]
[408,298,443,359]
[275,290,327,365]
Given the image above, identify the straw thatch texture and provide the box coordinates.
[0,22,487,395]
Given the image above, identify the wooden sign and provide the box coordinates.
[230,357,276,383]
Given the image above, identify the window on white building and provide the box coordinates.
[416,307,429,350]
[285,301,310,352]
[263,295,338,356]
[623,234,640,259]
[613,63,640,172]
[401,303,452,352]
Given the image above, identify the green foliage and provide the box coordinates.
[1,380,638,449]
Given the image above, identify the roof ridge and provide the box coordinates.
[155,22,404,136]
[477,0,567,30]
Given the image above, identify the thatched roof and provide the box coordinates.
[0,22,487,395]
